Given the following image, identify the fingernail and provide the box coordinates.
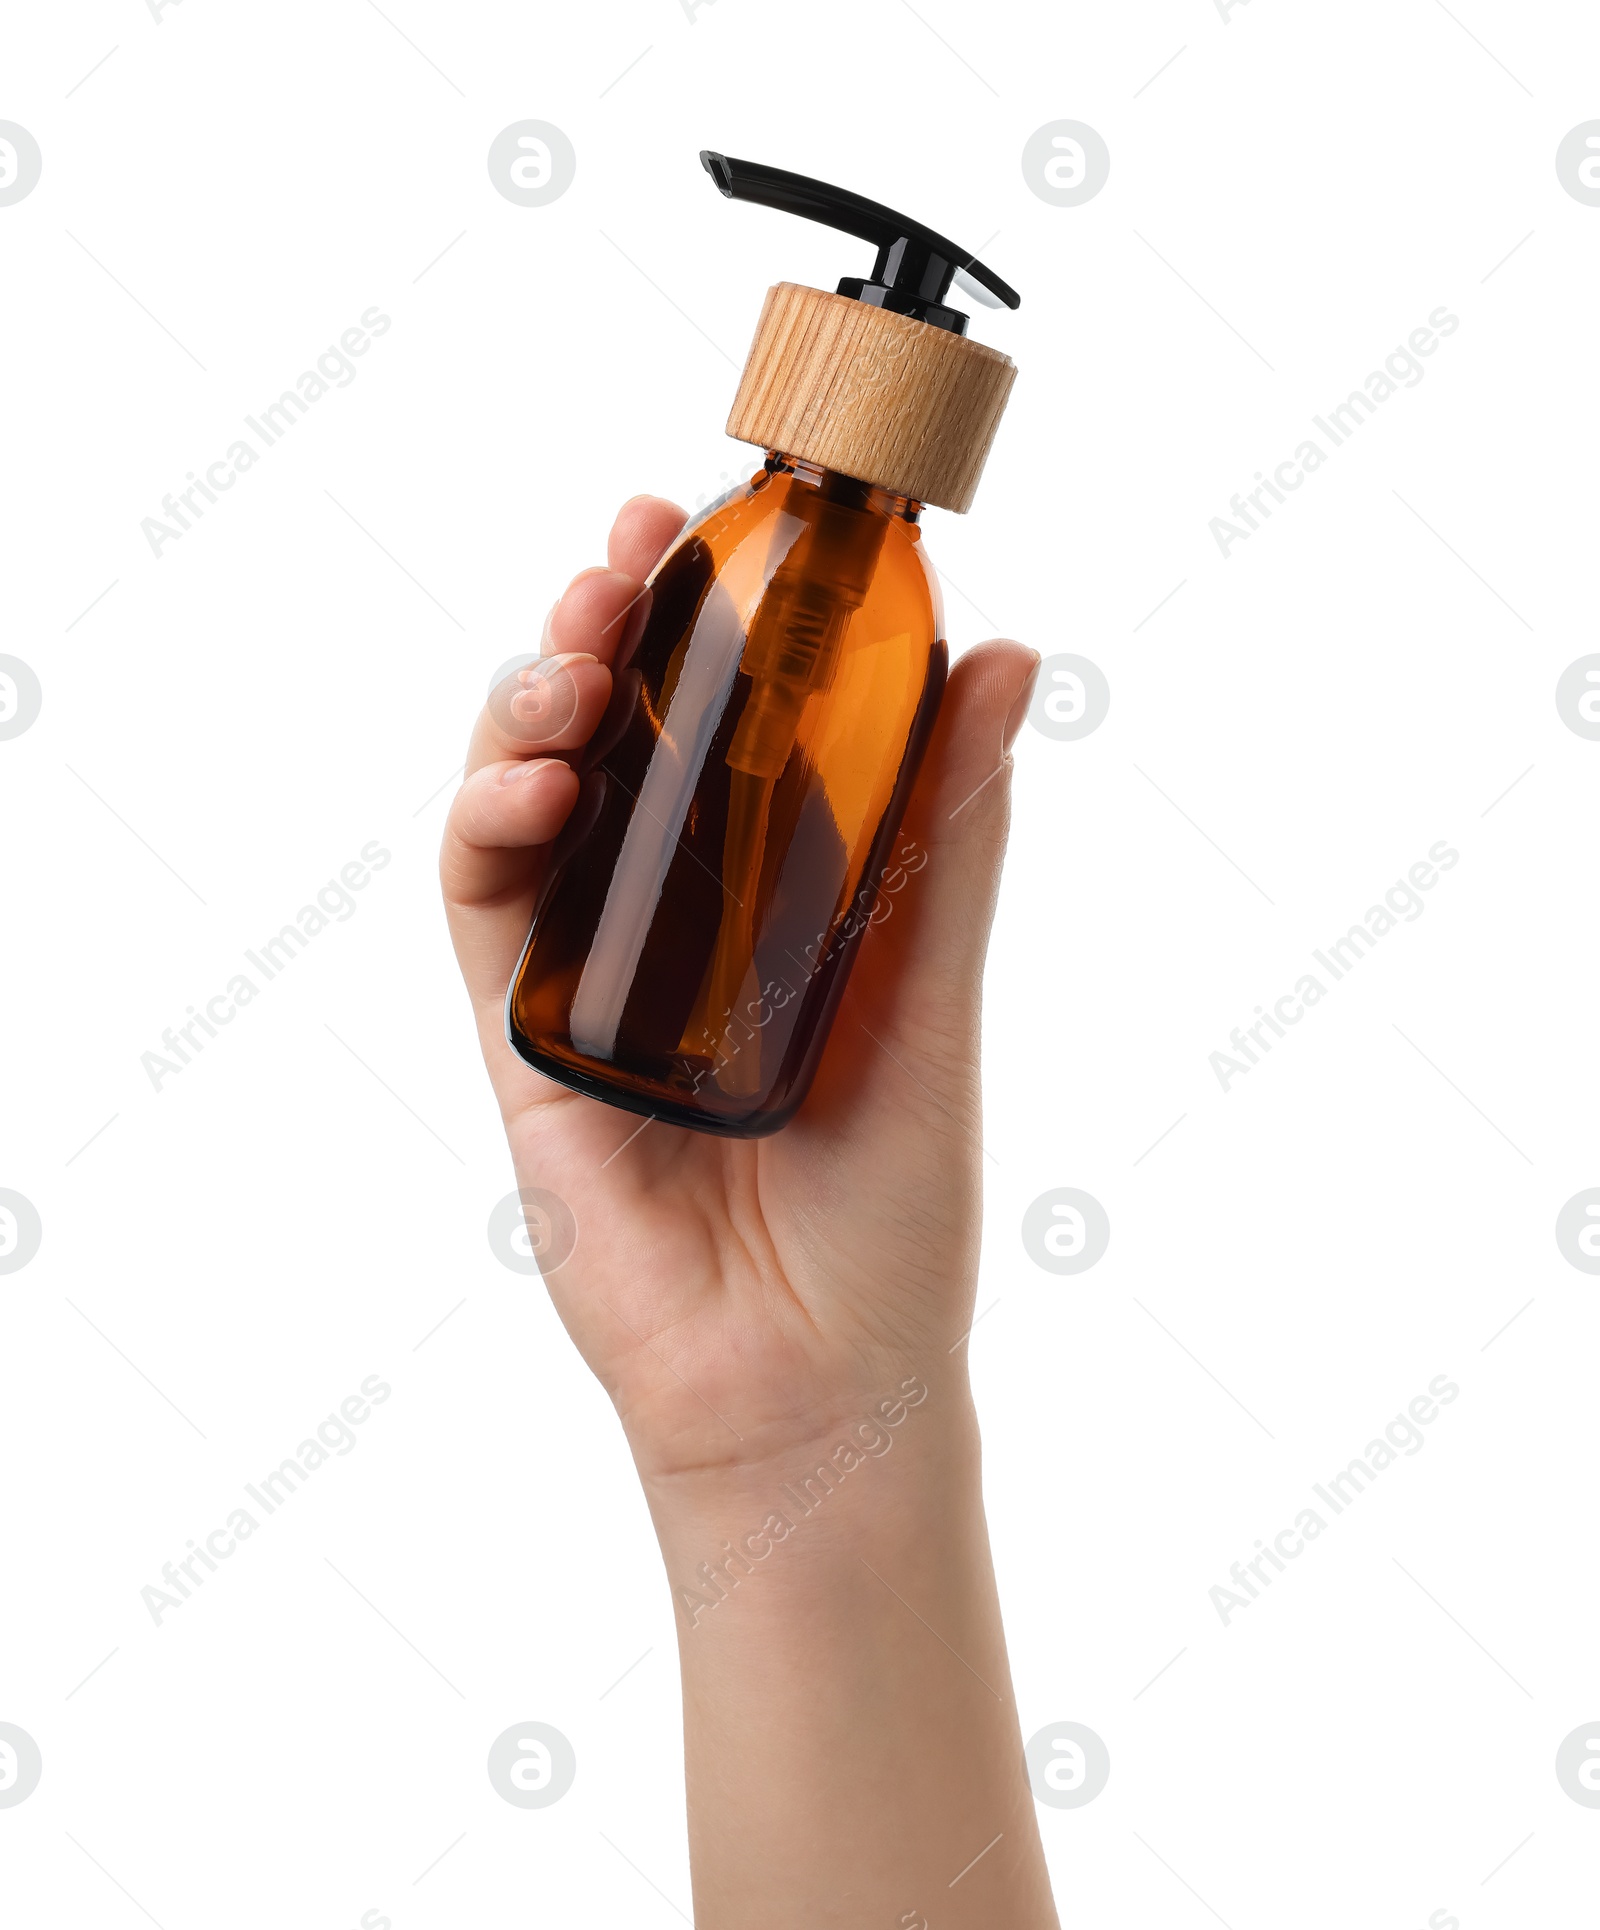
[552,568,634,634]
[500,758,549,786]
[1002,651,1042,752]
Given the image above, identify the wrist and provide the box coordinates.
[639,1367,984,1629]
[634,1354,973,1513]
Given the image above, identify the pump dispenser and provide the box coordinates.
[506,152,1020,1136]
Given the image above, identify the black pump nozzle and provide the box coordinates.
[700,150,1019,336]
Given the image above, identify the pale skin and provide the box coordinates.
[441,493,1059,1928]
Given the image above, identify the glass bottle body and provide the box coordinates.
[506,454,946,1137]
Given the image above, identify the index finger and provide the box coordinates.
[466,495,687,778]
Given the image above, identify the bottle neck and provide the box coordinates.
[763,451,922,525]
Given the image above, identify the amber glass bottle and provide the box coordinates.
[505,151,1019,1135]
[508,454,946,1135]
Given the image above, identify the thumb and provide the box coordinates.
[829,639,1039,1079]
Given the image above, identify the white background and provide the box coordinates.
[3,1,1597,1924]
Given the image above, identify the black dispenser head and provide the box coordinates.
[700,150,1020,337]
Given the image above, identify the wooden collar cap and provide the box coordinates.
[726,283,1017,515]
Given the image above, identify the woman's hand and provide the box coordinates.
[442,493,1038,1486]
[441,492,1057,1930]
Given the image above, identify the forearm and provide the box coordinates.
[642,1371,1059,1929]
